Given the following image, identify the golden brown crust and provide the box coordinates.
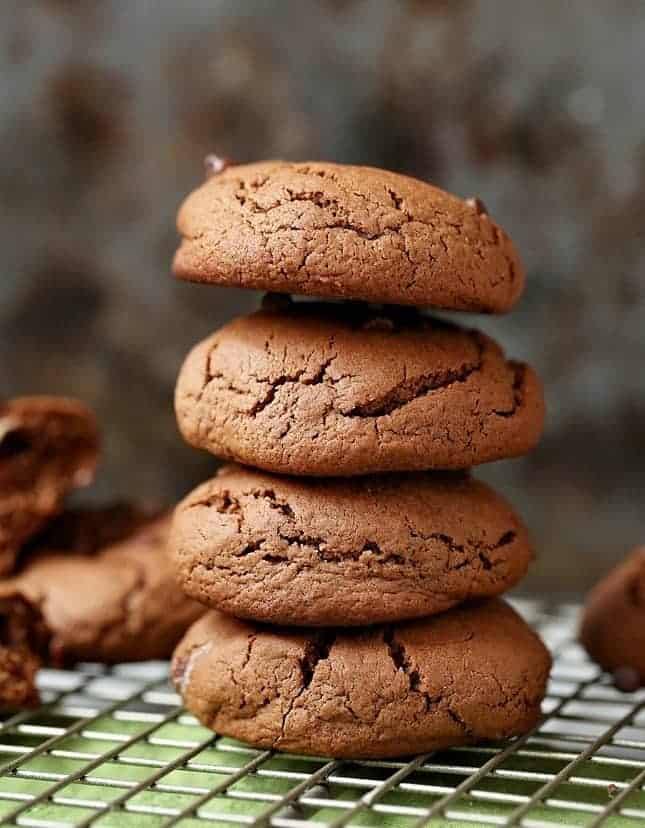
[173,600,551,759]
[175,303,545,475]
[0,396,99,575]
[580,546,645,683]
[174,161,525,313]
[171,465,533,626]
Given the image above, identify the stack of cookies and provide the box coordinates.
[170,160,552,758]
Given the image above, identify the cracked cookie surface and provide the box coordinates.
[581,546,645,685]
[0,396,99,575]
[0,508,203,665]
[171,464,533,625]
[174,160,524,313]
[172,599,551,758]
[175,302,544,475]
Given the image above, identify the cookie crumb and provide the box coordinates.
[613,666,641,693]
[466,196,488,216]
[204,154,233,178]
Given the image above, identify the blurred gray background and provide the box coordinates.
[1,0,644,596]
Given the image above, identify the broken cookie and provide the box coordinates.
[1,508,203,665]
[0,396,99,575]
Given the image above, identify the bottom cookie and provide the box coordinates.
[580,546,645,690]
[172,600,551,759]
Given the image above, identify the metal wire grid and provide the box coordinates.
[0,600,643,828]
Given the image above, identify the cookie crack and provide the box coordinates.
[382,630,475,736]
[240,633,257,672]
[344,359,482,418]
[247,353,338,416]
[383,627,434,713]
[300,630,336,689]
[386,186,406,213]
[406,526,516,570]
[193,501,514,574]
[248,367,309,415]
[189,487,294,520]
[278,631,336,742]
[447,707,473,736]
[231,633,258,707]
[235,185,404,242]
[272,531,406,567]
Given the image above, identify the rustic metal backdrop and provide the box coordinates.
[1,0,644,594]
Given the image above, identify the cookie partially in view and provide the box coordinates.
[0,397,99,575]
[174,160,524,313]
[171,465,533,626]
[172,599,551,759]
[580,546,645,690]
[0,594,50,708]
[175,302,544,476]
[0,508,203,665]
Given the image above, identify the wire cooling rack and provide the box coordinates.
[0,600,643,828]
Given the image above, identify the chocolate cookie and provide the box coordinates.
[172,599,551,758]
[0,594,50,708]
[580,547,645,689]
[171,465,533,626]
[174,160,524,313]
[1,509,203,665]
[175,302,544,476]
[0,397,99,575]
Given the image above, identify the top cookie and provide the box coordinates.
[174,160,525,312]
